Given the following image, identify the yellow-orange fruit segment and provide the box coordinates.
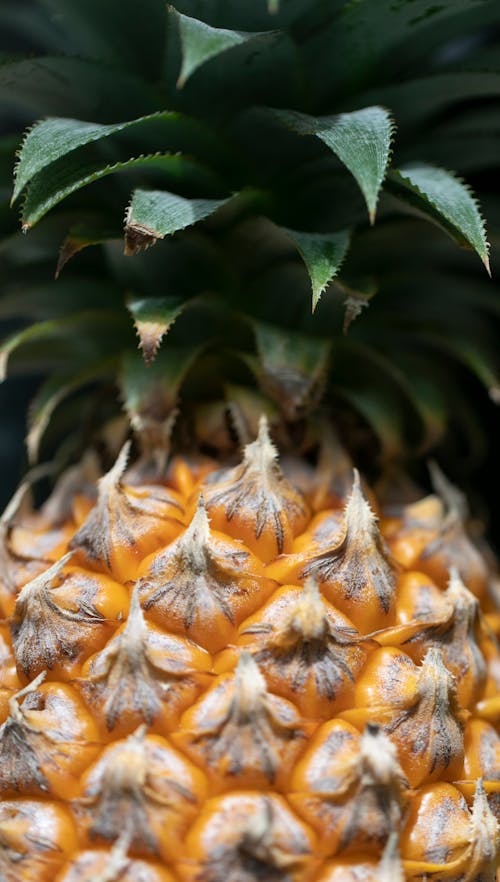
[54,849,177,882]
[288,720,409,857]
[76,727,207,862]
[401,781,499,881]
[173,653,314,792]
[215,580,374,718]
[266,470,398,633]
[341,644,467,787]
[78,587,212,739]
[315,833,404,881]
[387,493,489,599]
[70,443,185,582]
[0,798,78,882]
[177,792,318,882]
[0,625,20,718]
[0,674,99,800]
[136,496,277,653]
[202,416,310,562]
[10,559,129,681]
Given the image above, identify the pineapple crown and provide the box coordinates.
[0,0,499,476]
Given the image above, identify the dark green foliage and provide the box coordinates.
[0,0,499,488]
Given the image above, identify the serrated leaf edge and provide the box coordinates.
[394,163,491,275]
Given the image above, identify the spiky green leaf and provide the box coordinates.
[21,153,219,230]
[124,189,234,254]
[387,164,490,272]
[56,227,120,278]
[170,6,261,87]
[12,111,214,203]
[127,296,185,364]
[272,106,393,222]
[283,227,351,311]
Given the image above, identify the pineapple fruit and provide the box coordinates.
[1,419,500,882]
[1,0,500,881]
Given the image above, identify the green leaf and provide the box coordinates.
[0,311,125,382]
[121,345,202,446]
[56,226,120,278]
[251,321,332,420]
[21,153,219,229]
[126,296,185,364]
[26,359,116,464]
[272,106,394,221]
[425,332,500,403]
[387,165,490,273]
[333,340,424,458]
[124,189,234,254]
[170,6,261,87]
[282,227,351,311]
[13,110,211,203]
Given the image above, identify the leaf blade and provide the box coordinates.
[27,359,116,464]
[387,164,490,272]
[21,152,220,229]
[124,189,234,254]
[250,320,332,420]
[0,311,126,382]
[283,227,351,310]
[126,295,185,364]
[12,110,214,203]
[273,106,394,221]
[170,6,259,87]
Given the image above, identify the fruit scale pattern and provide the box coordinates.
[1,417,500,882]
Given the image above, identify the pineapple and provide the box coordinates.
[1,1,500,881]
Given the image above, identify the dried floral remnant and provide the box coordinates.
[203,416,310,562]
[173,653,310,791]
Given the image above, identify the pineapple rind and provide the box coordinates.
[1,429,499,881]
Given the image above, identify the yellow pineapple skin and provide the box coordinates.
[1,427,500,882]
